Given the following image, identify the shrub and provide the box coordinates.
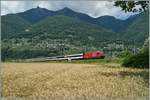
[122,39,149,68]
[122,52,149,68]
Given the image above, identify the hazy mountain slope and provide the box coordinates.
[95,15,138,32]
[95,16,125,32]
[1,14,31,38]
[122,11,149,44]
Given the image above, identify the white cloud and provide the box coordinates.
[1,1,136,20]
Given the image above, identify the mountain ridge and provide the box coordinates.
[2,7,139,32]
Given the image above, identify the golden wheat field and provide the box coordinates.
[1,63,149,100]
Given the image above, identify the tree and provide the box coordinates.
[114,1,149,12]
[114,1,149,68]
[122,44,149,68]
[122,38,149,68]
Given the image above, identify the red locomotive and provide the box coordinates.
[83,51,105,59]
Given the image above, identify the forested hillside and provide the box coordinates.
[2,7,138,36]
[1,7,149,60]
[12,15,114,40]
[1,14,30,38]
[121,11,149,44]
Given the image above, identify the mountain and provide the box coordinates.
[12,15,115,41]
[56,7,96,26]
[1,14,30,38]
[56,7,83,17]
[121,11,149,44]
[56,7,133,32]
[13,7,138,32]
[1,7,149,60]
[1,15,116,60]
[1,7,119,39]
[18,6,56,23]
[95,15,138,32]
[1,7,147,42]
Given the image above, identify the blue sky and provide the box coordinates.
[1,1,136,20]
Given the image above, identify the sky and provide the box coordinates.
[1,1,136,20]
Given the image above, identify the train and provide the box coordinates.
[28,51,105,62]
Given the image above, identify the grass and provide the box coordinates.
[1,62,149,100]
